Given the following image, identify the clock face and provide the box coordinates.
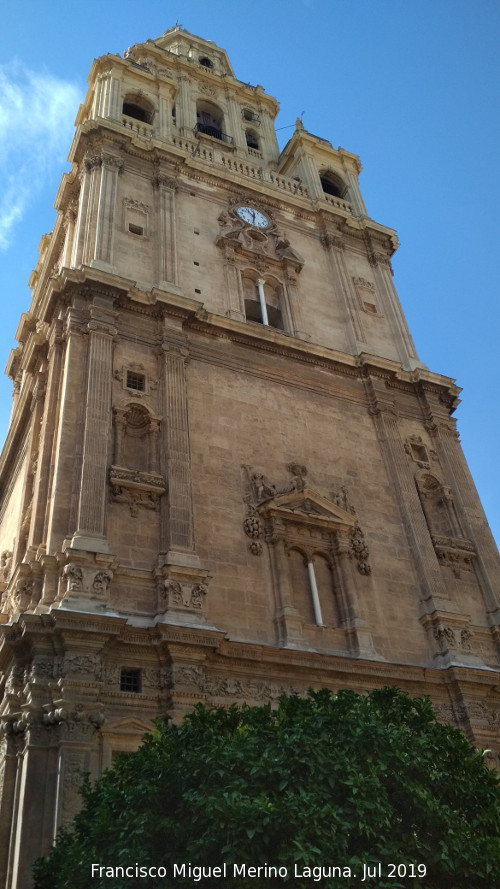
[236,206,269,228]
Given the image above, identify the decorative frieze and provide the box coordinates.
[432,535,476,578]
[109,466,166,517]
[169,664,296,702]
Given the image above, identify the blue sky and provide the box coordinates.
[0,0,499,547]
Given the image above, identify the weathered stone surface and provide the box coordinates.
[0,25,499,889]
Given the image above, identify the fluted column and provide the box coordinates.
[226,93,245,151]
[45,305,87,553]
[158,94,173,141]
[0,732,19,887]
[370,254,420,370]
[159,333,198,567]
[93,71,121,120]
[29,321,64,550]
[258,107,279,166]
[91,153,123,272]
[321,233,361,352]
[148,419,160,473]
[266,520,305,648]
[6,722,57,889]
[222,252,245,321]
[112,407,127,465]
[153,174,177,288]
[61,203,77,269]
[72,157,99,268]
[283,268,307,339]
[177,75,194,137]
[72,300,117,553]
[334,530,379,659]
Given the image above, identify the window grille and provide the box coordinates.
[126,371,146,392]
[120,668,141,693]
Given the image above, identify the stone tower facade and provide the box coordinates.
[0,26,499,888]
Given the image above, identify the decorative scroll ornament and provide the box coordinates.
[161,579,209,611]
[61,564,113,600]
[433,623,474,653]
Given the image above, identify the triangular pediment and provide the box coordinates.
[258,487,356,529]
[101,716,154,736]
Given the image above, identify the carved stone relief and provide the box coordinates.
[404,434,432,469]
[216,202,305,272]
[243,504,264,555]
[349,523,372,575]
[433,624,474,653]
[160,579,208,611]
[62,564,113,600]
[0,551,12,584]
[170,663,296,702]
[352,276,382,316]
[414,470,476,575]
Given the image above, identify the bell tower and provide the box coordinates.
[0,26,499,888]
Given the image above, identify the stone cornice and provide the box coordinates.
[186,310,459,402]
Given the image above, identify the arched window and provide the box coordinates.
[288,549,340,628]
[245,129,260,150]
[242,273,284,330]
[312,553,340,628]
[319,171,346,198]
[289,548,316,625]
[198,56,213,69]
[195,100,226,141]
[122,94,154,125]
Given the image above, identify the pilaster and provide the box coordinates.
[6,718,57,889]
[321,232,360,353]
[45,305,86,553]
[90,153,123,273]
[153,174,177,288]
[421,389,500,624]
[71,298,117,553]
[177,75,194,138]
[369,252,421,370]
[283,268,308,340]
[75,153,101,267]
[334,529,380,660]
[221,250,245,321]
[266,521,306,649]
[0,732,18,886]
[366,376,453,613]
[158,325,199,568]
[28,321,64,552]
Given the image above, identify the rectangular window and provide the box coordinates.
[128,223,144,236]
[120,668,141,693]
[126,371,146,392]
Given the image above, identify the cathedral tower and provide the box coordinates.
[0,27,499,888]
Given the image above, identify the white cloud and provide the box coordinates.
[0,62,81,249]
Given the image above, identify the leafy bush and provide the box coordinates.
[33,687,500,888]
